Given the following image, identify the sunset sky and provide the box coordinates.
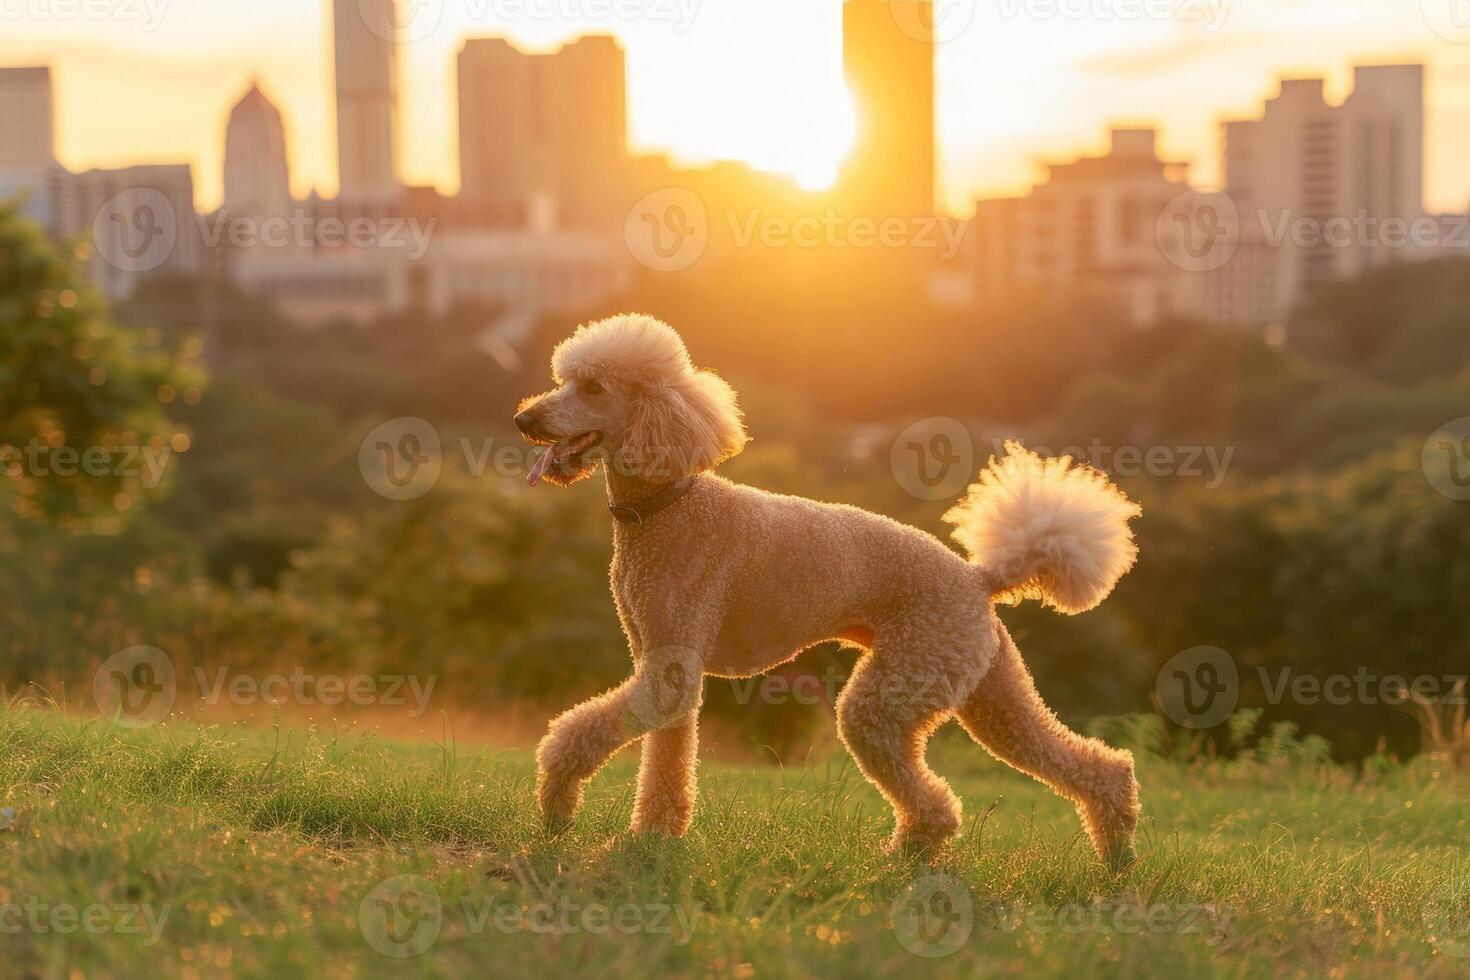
[3,0,1469,213]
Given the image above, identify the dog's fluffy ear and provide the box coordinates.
[624,369,748,481]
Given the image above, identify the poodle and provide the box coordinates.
[514,313,1143,866]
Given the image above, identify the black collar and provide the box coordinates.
[608,478,693,525]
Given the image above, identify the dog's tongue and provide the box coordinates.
[527,445,557,487]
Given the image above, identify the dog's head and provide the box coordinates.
[515,314,748,487]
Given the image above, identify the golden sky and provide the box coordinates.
[3,0,1469,213]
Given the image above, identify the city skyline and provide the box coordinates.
[4,0,1470,214]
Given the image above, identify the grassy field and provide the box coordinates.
[1,704,1468,979]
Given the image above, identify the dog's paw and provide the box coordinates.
[1103,840,1138,875]
[885,812,962,859]
[536,772,583,833]
[629,806,692,839]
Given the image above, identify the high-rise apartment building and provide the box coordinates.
[1213,65,1427,324]
[457,35,628,229]
[972,129,1199,325]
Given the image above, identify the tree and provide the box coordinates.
[0,200,199,528]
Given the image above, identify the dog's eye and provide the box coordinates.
[579,378,605,396]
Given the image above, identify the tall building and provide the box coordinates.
[840,0,936,217]
[1213,65,1427,325]
[223,81,291,219]
[0,66,55,170]
[457,35,628,229]
[334,0,399,199]
[971,129,1199,325]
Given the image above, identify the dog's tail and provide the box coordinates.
[943,441,1141,615]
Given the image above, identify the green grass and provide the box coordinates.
[1,705,1469,979]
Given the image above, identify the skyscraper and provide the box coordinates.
[457,35,628,229]
[840,0,936,217]
[223,81,291,219]
[334,0,399,199]
[0,66,56,170]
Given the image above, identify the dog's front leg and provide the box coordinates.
[631,695,702,837]
[535,644,705,832]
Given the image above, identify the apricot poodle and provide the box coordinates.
[515,314,1142,866]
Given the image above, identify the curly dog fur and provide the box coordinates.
[516,313,1143,866]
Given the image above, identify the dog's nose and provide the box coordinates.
[514,411,538,436]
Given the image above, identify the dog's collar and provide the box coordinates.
[608,478,693,526]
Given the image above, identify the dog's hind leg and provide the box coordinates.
[836,649,966,854]
[954,626,1139,869]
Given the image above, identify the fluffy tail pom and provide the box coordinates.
[943,441,1141,615]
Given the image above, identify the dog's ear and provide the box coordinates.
[623,369,747,481]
